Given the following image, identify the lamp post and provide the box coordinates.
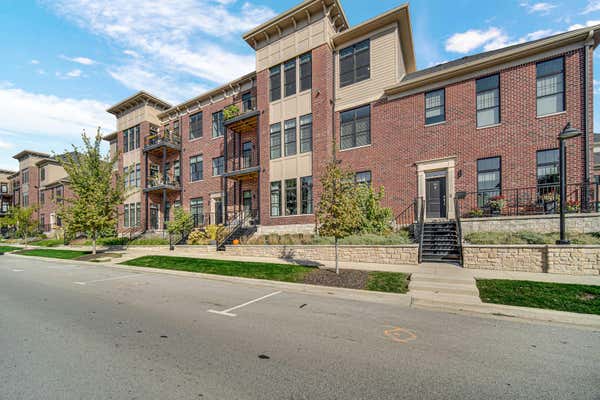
[556,122,582,245]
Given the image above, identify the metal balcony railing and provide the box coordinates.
[144,132,181,149]
[227,149,259,173]
[146,174,181,190]
[224,96,258,121]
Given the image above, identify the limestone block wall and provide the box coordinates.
[461,213,600,234]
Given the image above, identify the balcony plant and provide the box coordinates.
[223,104,240,120]
[488,195,506,213]
[566,200,581,213]
[468,208,484,218]
[541,192,558,214]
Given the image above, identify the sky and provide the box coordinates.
[1,0,600,171]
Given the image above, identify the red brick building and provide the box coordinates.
[106,0,600,236]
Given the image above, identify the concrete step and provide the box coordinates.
[409,281,479,296]
[410,272,474,285]
[410,291,483,307]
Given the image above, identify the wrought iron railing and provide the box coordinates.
[144,132,181,148]
[417,197,425,263]
[146,174,181,189]
[216,209,258,250]
[394,199,417,228]
[454,196,464,266]
[228,148,259,172]
[224,96,257,121]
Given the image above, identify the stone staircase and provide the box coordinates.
[421,221,461,263]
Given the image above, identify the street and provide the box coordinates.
[1,255,599,400]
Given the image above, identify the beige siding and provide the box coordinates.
[270,89,311,123]
[41,164,67,185]
[269,152,312,182]
[117,104,162,130]
[335,24,403,111]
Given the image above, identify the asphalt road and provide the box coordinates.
[1,255,599,400]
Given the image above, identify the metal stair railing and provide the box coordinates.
[417,197,425,264]
[454,196,464,266]
[215,210,255,250]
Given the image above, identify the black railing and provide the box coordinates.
[224,96,258,121]
[395,199,417,228]
[216,210,258,250]
[458,182,599,218]
[417,197,425,263]
[228,148,260,172]
[454,197,464,266]
[144,132,181,148]
[146,174,181,190]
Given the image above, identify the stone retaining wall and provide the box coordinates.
[461,213,600,234]
[463,245,600,275]
[225,245,419,265]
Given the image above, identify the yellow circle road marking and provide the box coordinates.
[384,327,417,343]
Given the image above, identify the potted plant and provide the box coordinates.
[468,208,484,218]
[566,200,581,213]
[541,192,558,214]
[487,195,506,216]
[223,104,240,120]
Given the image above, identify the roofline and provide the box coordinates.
[386,25,600,96]
[41,178,70,189]
[157,71,256,119]
[35,158,61,167]
[243,0,349,48]
[103,131,118,141]
[332,3,415,73]
[0,169,17,175]
[12,150,51,161]
[106,91,172,115]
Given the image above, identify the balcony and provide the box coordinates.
[143,174,182,194]
[143,132,182,156]
[223,149,260,180]
[224,96,259,134]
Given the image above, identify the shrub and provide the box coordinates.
[187,229,210,245]
[468,208,484,218]
[223,105,240,120]
[354,184,393,235]
[204,224,220,241]
[128,238,169,246]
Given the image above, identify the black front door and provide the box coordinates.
[214,198,223,225]
[426,177,446,219]
[150,206,159,230]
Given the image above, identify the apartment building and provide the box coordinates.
[595,133,600,177]
[106,0,599,235]
[0,169,16,217]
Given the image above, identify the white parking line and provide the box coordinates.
[208,291,282,317]
[12,269,24,272]
[74,274,145,285]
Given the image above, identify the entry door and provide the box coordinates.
[150,206,159,230]
[242,190,252,215]
[426,177,447,219]
[214,198,223,225]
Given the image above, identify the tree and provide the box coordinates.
[0,206,38,240]
[354,184,393,235]
[167,207,194,239]
[56,128,124,254]
[316,160,361,274]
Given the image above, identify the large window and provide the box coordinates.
[270,123,282,159]
[270,181,281,217]
[22,169,29,184]
[340,105,370,150]
[284,59,297,97]
[270,65,281,102]
[425,89,445,125]
[340,39,370,87]
[189,112,203,139]
[123,202,141,228]
[476,75,500,127]
[23,193,29,207]
[284,118,297,156]
[1,183,7,193]
[190,198,204,227]
[40,191,45,205]
[40,167,46,181]
[212,156,224,176]
[135,163,141,187]
[299,114,312,153]
[355,171,372,185]
[300,53,312,91]
[173,120,180,136]
[537,149,559,189]
[477,157,501,207]
[123,125,140,152]
[301,176,313,214]
[285,178,297,215]
[212,110,225,138]
[537,57,564,116]
[190,155,203,182]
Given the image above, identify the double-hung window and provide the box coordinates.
[339,39,370,87]
[284,118,297,156]
[285,178,297,215]
[299,114,312,153]
[299,53,312,91]
[212,156,224,176]
[536,57,564,116]
[476,75,500,127]
[270,65,281,102]
[189,112,203,139]
[340,105,370,150]
[212,110,225,138]
[477,157,501,207]
[537,149,559,194]
[425,89,445,125]
[270,181,281,216]
[190,155,203,182]
[284,59,296,97]
[190,198,204,227]
[135,163,141,187]
[301,176,313,214]
[270,123,282,159]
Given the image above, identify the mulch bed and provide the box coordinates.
[302,268,369,290]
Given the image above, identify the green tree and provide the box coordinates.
[354,184,393,234]
[167,207,194,239]
[316,160,361,274]
[56,128,124,254]
[0,206,38,240]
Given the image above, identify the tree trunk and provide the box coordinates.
[335,237,339,275]
[92,231,97,255]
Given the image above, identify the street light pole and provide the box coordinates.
[556,122,582,245]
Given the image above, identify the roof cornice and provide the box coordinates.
[107,91,172,116]
[12,150,51,161]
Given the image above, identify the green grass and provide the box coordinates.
[122,256,313,282]
[15,249,91,260]
[366,271,410,294]
[29,238,65,247]
[465,231,600,245]
[477,279,600,315]
[0,246,21,253]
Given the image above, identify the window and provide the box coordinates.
[477,157,501,207]
[23,193,29,207]
[269,65,281,102]
[284,59,296,97]
[285,178,297,215]
[537,149,559,190]
[212,110,225,138]
[340,39,370,87]
[55,186,63,202]
[135,163,141,187]
[284,118,297,156]
[270,181,281,216]
[136,203,141,227]
[123,167,128,187]
[355,171,372,185]
[425,89,445,125]
[212,156,224,176]
[174,160,180,184]
[476,75,500,127]
[124,204,130,228]
[299,114,312,153]
[190,155,203,182]
[301,176,313,214]
[40,191,45,205]
[129,165,135,187]
[22,169,29,184]
[242,141,253,169]
[190,198,204,227]
[189,112,203,139]
[1,183,7,193]
[300,53,312,91]
[270,123,282,159]
[40,167,46,181]
[340,105,371,150]
[537,57,564,116]
[242,92,253,112]
[173,120,180,136]
[123,125,140,152]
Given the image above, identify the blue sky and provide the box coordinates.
[1,0,600,170]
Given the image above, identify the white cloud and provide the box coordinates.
[520,2,557,14]
[568,19,600,30]
[66,69,82,77]
[445,27,508,53]
[37,69,46,75]
[30,59,40,65]
[524,29,556,40]
[0,140,13,150]
[123,49,139,58]
[60,55,96,65]
[582,0,600,14]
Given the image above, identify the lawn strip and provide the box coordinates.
[15,249,91,260]
[0,246,21,253]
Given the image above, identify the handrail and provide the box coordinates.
[454,197,464,267]
[216,210,256,250]
[417,197,425,263]
[394,199,417,228]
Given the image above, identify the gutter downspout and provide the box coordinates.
[584,35,592,208]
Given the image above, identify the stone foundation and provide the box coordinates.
[256,224,315,235]
[461,213,600,234]
[463,244,600,275]
[225,244,419,265]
